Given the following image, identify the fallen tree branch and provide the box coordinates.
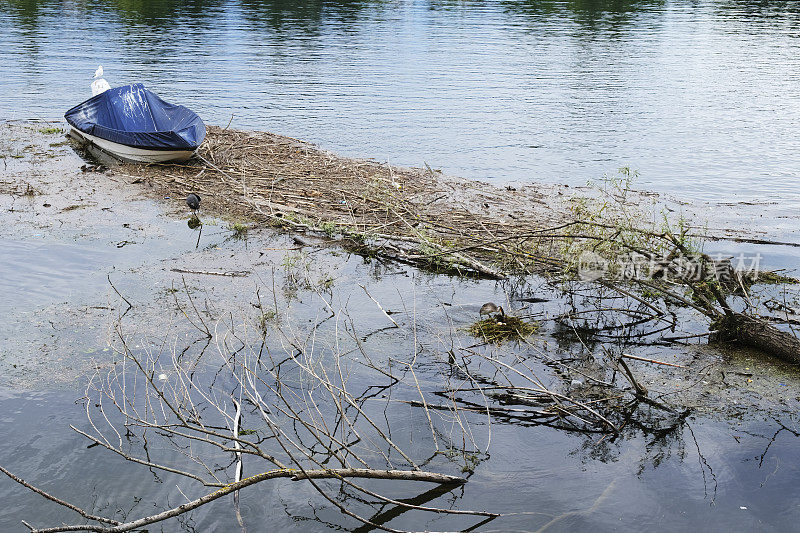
[717,313,800,364]
[23,469,466,533]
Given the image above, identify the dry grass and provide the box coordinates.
[116,127,569,278]
[468,315,539,344]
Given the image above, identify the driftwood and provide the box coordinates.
[719,313,800,364]
[15,469,467,533]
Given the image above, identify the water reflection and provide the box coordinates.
[500,0,666,23]
[2,0,387,28]
[2,0,226,26]
[238,0,385,30]
[717,0,800,17]
[108,0,227,24]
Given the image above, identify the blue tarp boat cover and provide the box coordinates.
[64,84,205,151]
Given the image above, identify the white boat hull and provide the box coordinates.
[68,127,196,163]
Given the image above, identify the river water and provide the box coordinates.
[2,2,800,532]
[1,0,800,206]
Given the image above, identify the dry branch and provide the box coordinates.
[22,469,465,533]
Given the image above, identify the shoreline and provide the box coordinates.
[68,124,797,279]
[4,120,798,279]
[9,117,800,256]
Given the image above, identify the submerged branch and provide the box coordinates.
[24,469,466,533]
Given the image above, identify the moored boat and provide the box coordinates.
[65,83,206,163]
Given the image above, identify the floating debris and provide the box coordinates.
[467,314,538,344]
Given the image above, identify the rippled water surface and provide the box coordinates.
[2,0,799,204]
[2,3,800,532]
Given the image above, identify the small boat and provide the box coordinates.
[65,83,206,163]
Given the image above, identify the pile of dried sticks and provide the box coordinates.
[120,126,567,278]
